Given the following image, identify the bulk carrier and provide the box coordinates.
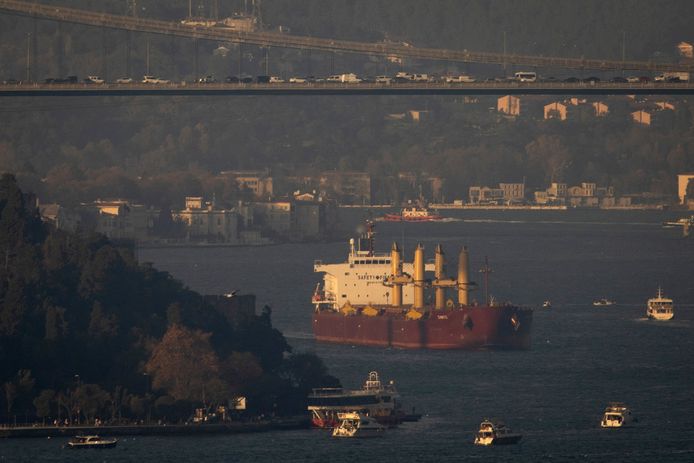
[312,223,532,349]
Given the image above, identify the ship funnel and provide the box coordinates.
[434,244,446,310]
[458,246,470,306]
[413,243,425,309]
[390,242,403,307]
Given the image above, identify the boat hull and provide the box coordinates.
[313,305,532,350]
[383,214,445,222]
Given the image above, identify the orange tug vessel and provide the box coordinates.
[312,224,532,350]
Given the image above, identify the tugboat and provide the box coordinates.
[331,412,386,438]
[66,435,118,449]
[474,419,523,445]
[600,403,635,428]
[592,298,616,307]
[647,287,674,320]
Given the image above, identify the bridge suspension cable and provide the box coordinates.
[1,0,693,73]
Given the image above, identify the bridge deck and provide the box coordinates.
[2,82,694,97]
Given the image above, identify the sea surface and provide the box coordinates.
[4,209,693,462]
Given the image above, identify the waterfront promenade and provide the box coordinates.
[0,416,310,438]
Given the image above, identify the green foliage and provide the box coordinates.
[0,176,336,422]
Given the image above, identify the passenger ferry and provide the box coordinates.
[600,403,635,428]
[474,420,523,445]
[331,412,386,438]
[307,371,403,428]
[647,287,674,320]
[382,206,445,222]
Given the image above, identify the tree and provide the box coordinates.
[145,324,226,403]
[32,389,56,420]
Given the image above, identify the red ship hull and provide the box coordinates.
[313,305,532,350]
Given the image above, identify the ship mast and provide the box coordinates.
[479,256,493,306]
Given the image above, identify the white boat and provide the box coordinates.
[592,298,615,307]
[66,435,118,449]
[662,216,694,228]
[542,300,552,309]
[600,403,635,428]
[331,412,386,438]
[647,287,674,320]
[474,419,523,445]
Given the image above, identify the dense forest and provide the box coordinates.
[0,174,338,424]
[1,1,694,206]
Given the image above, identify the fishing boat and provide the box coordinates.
[474,419,523,445]
[66,435,118,449]
[331,412,386,438]
[646,287,674,320]
[592,298,615,307]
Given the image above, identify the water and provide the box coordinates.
[4,210,693,462]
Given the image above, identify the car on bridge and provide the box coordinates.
[142,75,170,84]
[198,76,217,84]
[444,74,475,83]
[84,75,105,84]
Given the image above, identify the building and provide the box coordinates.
[319,172,373,205]
[253,201,293,234]
[632,110,652,126]
[544,102,567,120]
[91,200,156,241]
[220,170,274,200]
[592,101,609,117]
[497,95,520,116]
[499,183,526,203]
[38,203,81,232]
[678,173,694,204]
[469,186,505,205]
[547,182,567,199]
[174,197,238,243]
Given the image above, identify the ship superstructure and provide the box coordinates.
[312,223,532,350]
[313,223,434,310]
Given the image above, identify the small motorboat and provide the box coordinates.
[66,435,118,449]
[592,298,615,307]
[542,300,552,309]
[647,287,674,321]
[600,403,635,428]
[331,412,385,438]
[474,419,523,446]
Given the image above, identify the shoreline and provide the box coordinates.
[340,204,669,211]
[0,416,310,439]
